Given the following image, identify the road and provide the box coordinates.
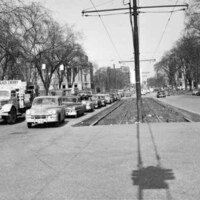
[0,94,200,200]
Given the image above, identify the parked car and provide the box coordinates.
[80,96,95,112]
[91,95,102,108]
[192,90,200,96]
[78,91,92,98]
[96,94,107,106]
[124,91,132,97]
[156,90,166,98]
[103,94,113,104]
[26,96,65,128]
[141,89,147,95]
[61,96,85,117]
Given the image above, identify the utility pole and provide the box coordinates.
[132,0,142,123]
[132,2,143,200]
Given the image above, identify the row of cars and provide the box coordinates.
[25,93,121,128]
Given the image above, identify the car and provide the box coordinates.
[192,90,200,96]
[80,96,95,112]
[103,94,113,104]
[91,95,102,108]
[96,94,107,106]
[26,96,65,128]
[61,96,85,117]
[124,91,132,97]
[78,91,92,98]
[156,90,166,98]
[141,90,147,95]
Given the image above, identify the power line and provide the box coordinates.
[152,0,182,58]
[88,0,122,60]
[84,0,114,11]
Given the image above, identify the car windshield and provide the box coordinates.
[80,96,89,100]
[33,98,57,105]
[62,97,78,103]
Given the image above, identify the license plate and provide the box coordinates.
[35,119,46,124]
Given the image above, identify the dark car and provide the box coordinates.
[156,90,166,98]
[91,95,102,108]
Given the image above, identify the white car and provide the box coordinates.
[26,96,65,128]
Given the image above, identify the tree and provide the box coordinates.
[93,66,130,93]
[0,0,91,95]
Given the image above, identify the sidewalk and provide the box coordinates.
[1,121,200,200]
[155,94,200,115]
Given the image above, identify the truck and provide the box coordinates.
[0,80,33,124]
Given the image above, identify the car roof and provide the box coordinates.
[35,96,60,99]
[61,95,79,98]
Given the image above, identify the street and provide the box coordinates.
[0,94,200,200]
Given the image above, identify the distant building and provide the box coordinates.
[121,66,130,85]
[59,62,93,92]
[37,56,93,94]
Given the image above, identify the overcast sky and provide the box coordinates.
[31,0,189,80]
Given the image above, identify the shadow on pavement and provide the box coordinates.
[131,165,175,200]
[133,122,175,199]
[132,166,175,189]
[0,115,25,125]
[30,120,69,128]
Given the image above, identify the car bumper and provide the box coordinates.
[0,111,9,117]
[26,115,58,124]
[85,105,93,110]
[65,111,77,116]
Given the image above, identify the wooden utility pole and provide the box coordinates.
[132,0,142,123]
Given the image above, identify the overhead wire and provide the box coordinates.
[88,0,122,60]
[152,0,181,59]
[84,0,114,11]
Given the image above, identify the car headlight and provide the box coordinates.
[48,110,57,115]
[26,110,36,115]
[71,107,76,111]
[26,110,31,115]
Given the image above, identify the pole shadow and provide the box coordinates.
[133,122,175,199]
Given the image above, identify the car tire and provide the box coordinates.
[27,122,32,128]
[54,115,60,127]
[61,115,65,123]
[7,107,17,124]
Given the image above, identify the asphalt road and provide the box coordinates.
[0,94,200,200]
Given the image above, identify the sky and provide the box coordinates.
[28,0,189,82]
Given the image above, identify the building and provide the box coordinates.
[37,56,93,95]
[121,66,131,85]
